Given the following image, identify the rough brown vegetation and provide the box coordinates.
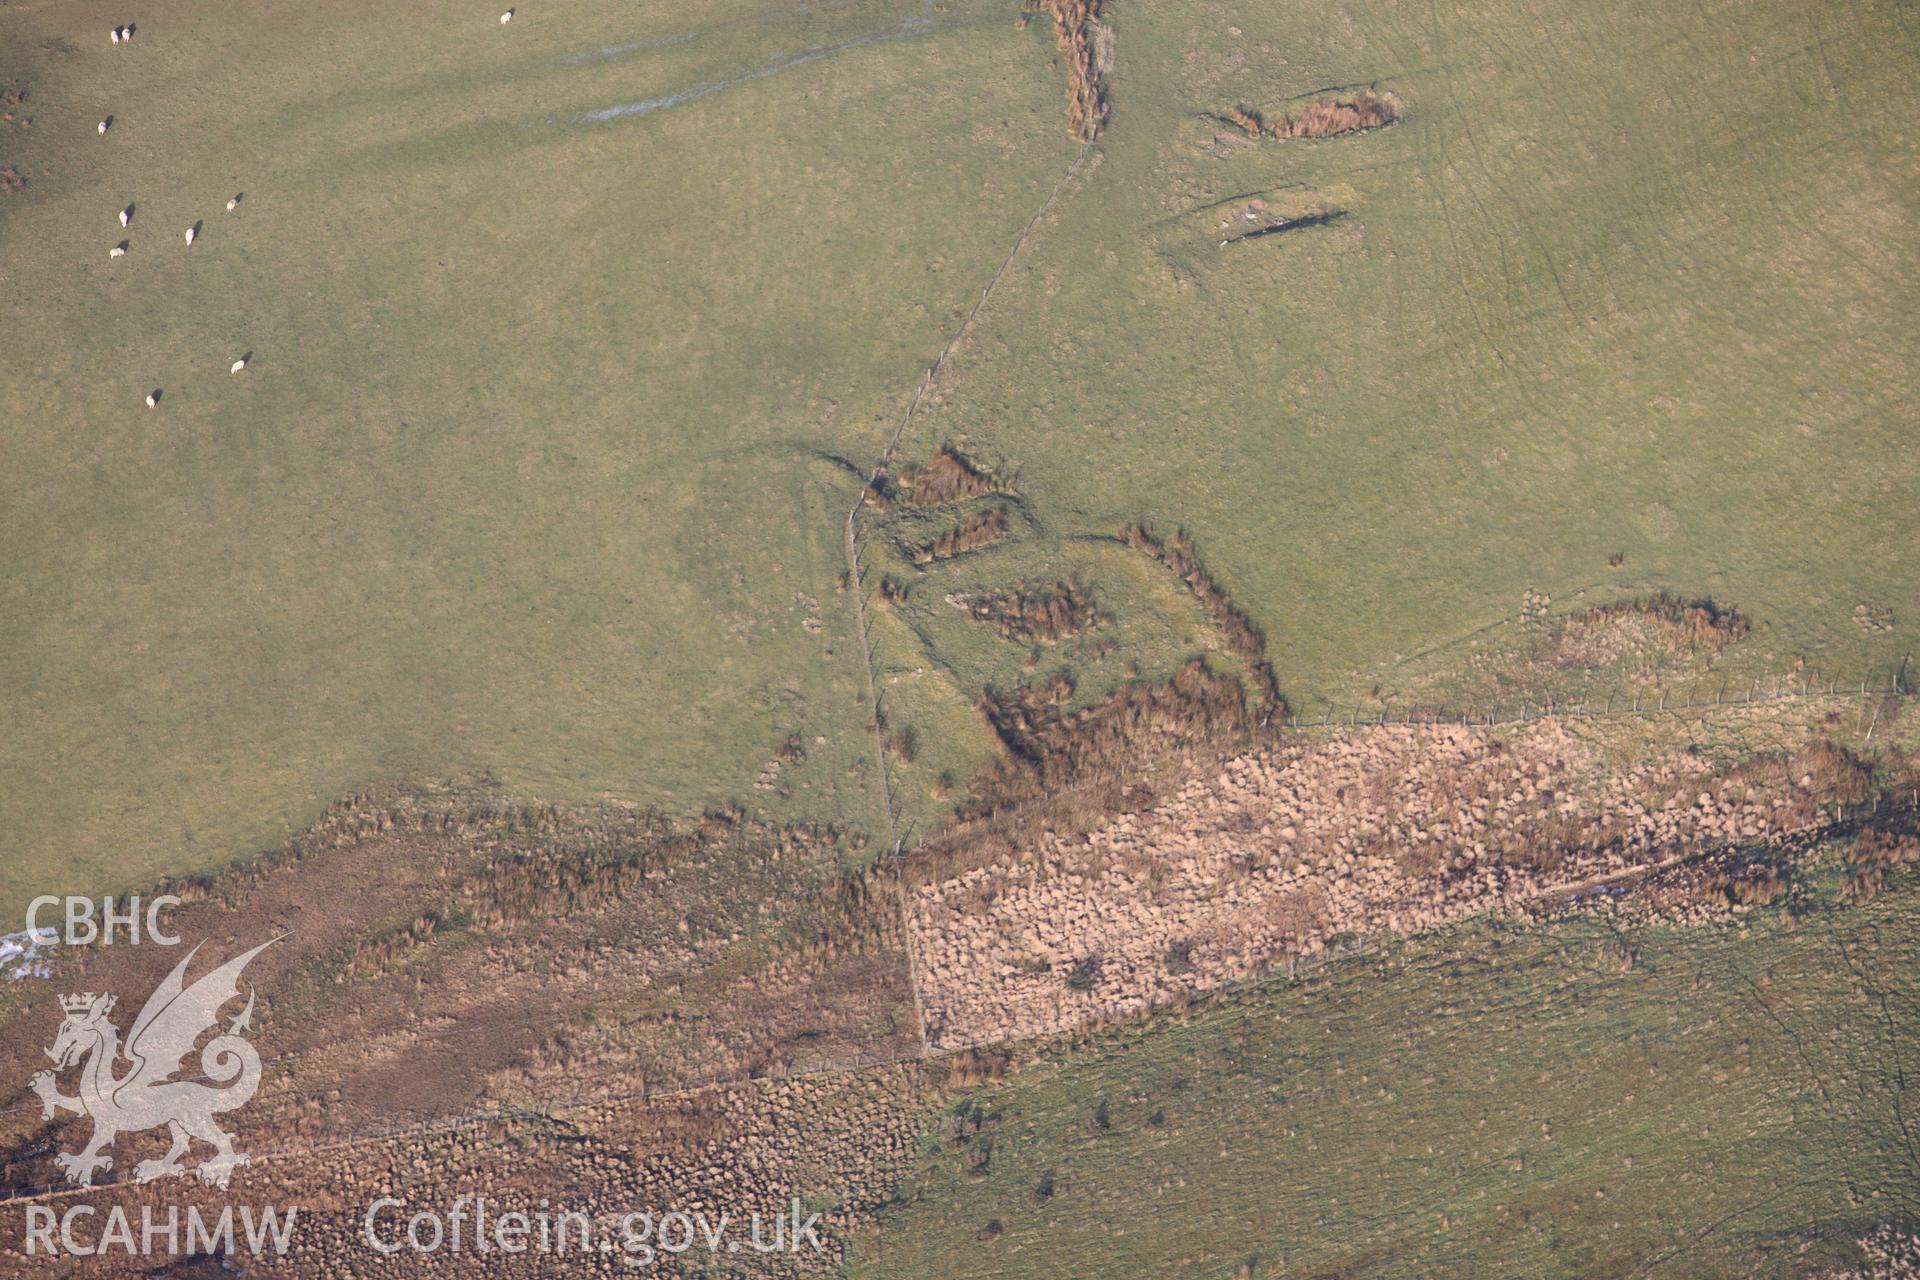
[1024,0,1109,140]
[1268,88,1399,138]
[0,791,918,1175]
[1226,104,1264,138]
[0,1064,938,1276]
[892,445,1006,507]
[968,658,1251,814]
[1819,1226,1920,1279]
[909,723,1878,1046]
[1840,826,1920,903]
[916,504,1011,564]
[1563,591,1751,654]
[948,576,1101,643]
[1123,522,1283,716]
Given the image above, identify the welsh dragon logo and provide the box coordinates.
[29,939,275,1189]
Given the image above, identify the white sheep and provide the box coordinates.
[109,244,126,258]
[145,391,159,408]
[226,194,241,211]
[120,205,132,226]
[97,119,110,135]
[500,9,514,22]
[184,225,197,245]
[110,28,121,44]
[230,356,248,374]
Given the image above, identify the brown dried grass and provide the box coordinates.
[1268,89,1399,139]
[1563,591,1751,654]
[917,504,1012,563]
[951,576,1100,643]
[1025,0,1108,140]
[895,445,1005,507]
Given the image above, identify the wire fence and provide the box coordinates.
[1280,669,1910,731]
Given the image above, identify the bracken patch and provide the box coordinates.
[1023,0,1109,141]
[948,576,1101,643]
[916,504,1012,564]
[893,445,1007,507]
[1268,89,1400,139]
[967,657,1251,814]
[1562,591,1751,654]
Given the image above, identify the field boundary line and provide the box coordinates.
[842,140,1095,1058]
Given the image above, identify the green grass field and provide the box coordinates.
[888,0,1918,717]
[3,0,1917,1271]
[0,0,1087,910]
[854,869,1920,1278]
[4,0,1913,915]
